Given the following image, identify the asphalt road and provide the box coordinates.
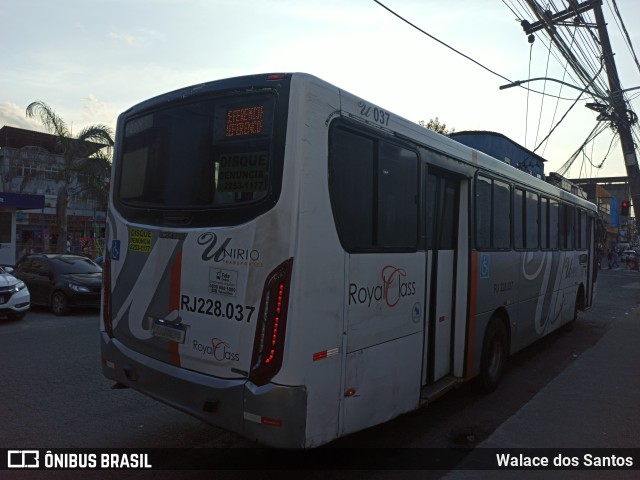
[0,267,633,478]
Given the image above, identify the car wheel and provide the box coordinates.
[51,291,69,316]
[479,317,508,393]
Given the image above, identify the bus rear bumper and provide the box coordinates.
[100,333,307,448]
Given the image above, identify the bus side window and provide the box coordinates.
[549,199,559,249]
[493,180,511,249]
[514,188,524,249]
[330,125,418,251]
[525,191,539,249]
[330,127,375,249]
[378,142,418,249]
[476,175,492,249]
[540,197,549,249]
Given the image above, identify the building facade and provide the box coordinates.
[0,125,108,263]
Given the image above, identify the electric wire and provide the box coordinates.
[525,43,533,147]
[534,31,555,149]
[608,0,640,75]
[533,62,605,156]
[372,0,513,83]
[540,21,578,157]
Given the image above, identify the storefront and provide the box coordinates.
[0,192,45,265]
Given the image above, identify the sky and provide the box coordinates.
[2,0,640,180]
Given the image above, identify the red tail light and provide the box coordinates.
[249,258,293,386]
[102,252,113,337]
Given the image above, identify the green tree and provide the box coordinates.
[419,117,455,135]
[26,101,114,253]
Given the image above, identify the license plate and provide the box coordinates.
[152,320,187,343]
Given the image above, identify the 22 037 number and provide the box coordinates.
[358,101,390,126]
[180,295,256,323]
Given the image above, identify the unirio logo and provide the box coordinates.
[197,232,261,266]
[349,265,417,308]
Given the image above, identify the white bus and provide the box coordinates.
[101,73,600,448]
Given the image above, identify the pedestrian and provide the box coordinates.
[66,237,71,254]
[612,250,620,268]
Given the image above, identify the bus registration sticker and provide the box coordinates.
[152,319,187,344]
[209,268,237,297]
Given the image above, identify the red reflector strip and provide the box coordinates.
[261,417,283,427]
[244,412,282,427]
[313,347,339,362]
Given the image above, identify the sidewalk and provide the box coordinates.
[444,287,640,479]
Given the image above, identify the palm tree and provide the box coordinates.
[26,101,114,253]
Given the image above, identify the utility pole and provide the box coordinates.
[592,2,640,219]
[522,0,640,217]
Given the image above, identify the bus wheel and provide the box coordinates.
[479,318,508,393]
[563,293,580,332]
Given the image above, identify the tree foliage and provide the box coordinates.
[419,117,455,135]
[25,101,114,253]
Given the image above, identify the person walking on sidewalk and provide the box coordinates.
[612,250,620,268]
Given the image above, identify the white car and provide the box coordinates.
[621,250,637,262]
[0,265,30,320]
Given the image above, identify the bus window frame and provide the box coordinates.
[328,120,420,254]
[112,85,290,228]
[474,172,512,252]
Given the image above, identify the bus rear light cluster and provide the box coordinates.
[249,258,293,386]
[264,283,285,364]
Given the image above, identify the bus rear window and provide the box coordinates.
[117,94,275,209]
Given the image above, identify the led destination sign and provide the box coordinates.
[225,105,264,137]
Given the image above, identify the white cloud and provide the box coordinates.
[108,31,142,46]
[0,103,45,131]
[81,94,120,131]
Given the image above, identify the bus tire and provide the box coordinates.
[563,292,581,332]
[479,317,508,393]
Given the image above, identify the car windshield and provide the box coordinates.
[50,256,102,274]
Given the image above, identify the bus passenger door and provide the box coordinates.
[423,172,463,385]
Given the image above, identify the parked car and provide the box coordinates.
[0,265,30,320]
[12,254,102,316]
[621,250,637,262]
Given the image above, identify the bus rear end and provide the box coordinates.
[100,74,310,447]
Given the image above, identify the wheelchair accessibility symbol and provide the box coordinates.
[480,254,490,278]
[111,240,121,261]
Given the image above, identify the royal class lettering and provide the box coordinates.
[192,338,240,362]
[349,265,417,308]
[180,295,255,323]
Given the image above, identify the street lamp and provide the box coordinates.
[499,76,608,100]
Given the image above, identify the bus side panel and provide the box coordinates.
[341,253,424,435]
[514,250,560,351]
[272,75,345,447]
[469,251,519,376]
[341,333,423,437]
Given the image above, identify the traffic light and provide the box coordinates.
[621,200,630,216]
